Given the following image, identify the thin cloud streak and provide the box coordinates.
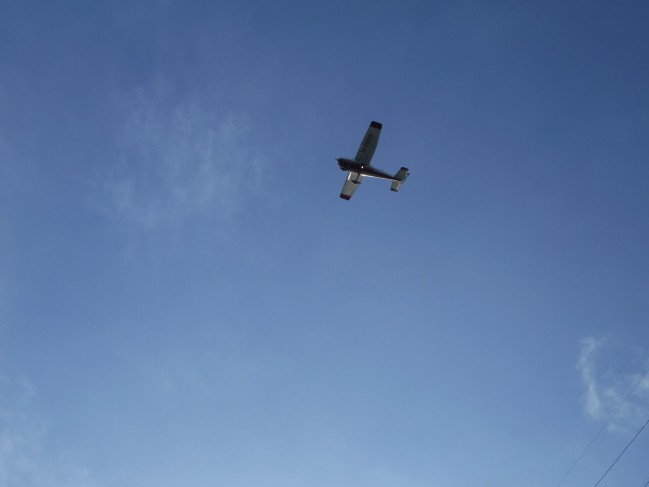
[577,336,604,420]
[0,375,94,487]
[100,83,267,232]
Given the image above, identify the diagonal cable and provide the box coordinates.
[556,364,649,487]
[592,417,649,487]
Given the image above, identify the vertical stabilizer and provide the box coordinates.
[391,167,409,192]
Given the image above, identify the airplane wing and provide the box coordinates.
[354,121,382,165]
[340,172,364,200]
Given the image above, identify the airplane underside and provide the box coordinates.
[336,122,409,200]
[337,158,395,180]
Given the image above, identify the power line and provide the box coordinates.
[555,364,649,487]
[592,417,649,487]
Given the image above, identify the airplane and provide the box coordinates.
[337,121,409,200]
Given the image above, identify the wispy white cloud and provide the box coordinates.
[576,336,649,432]
[98,81,267,232]
[0,376,95,487]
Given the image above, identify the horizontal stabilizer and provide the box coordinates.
[391,167,409,192]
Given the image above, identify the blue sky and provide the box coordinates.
[2,1,649,486]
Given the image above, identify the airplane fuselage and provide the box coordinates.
[336,158,395,180]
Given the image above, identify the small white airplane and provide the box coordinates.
[337,121,409,200]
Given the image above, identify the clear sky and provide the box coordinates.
[1,1,649,486]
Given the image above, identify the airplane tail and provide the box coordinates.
[391,167,409,192]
